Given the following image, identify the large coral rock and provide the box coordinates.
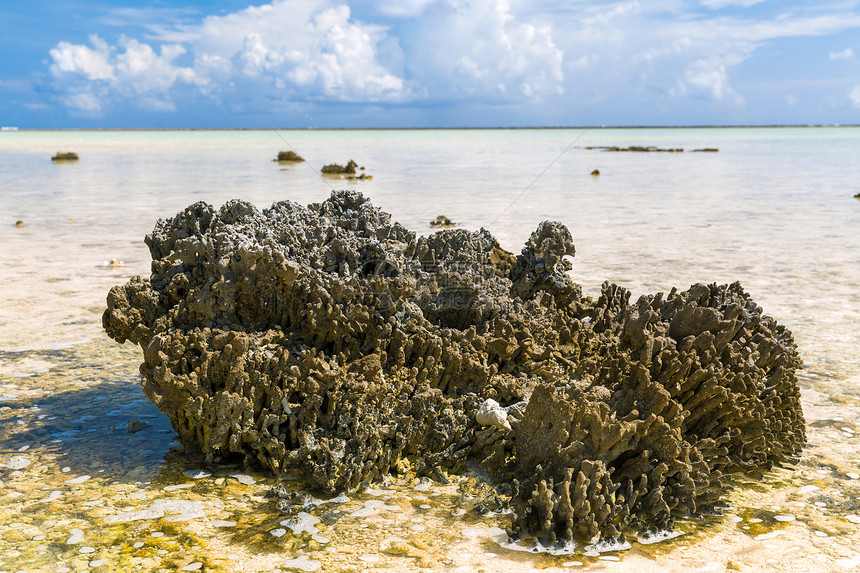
[103,190,805,546]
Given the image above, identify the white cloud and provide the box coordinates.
[62,93,103,113]
[189,1,324,58]
[851,85,860,107]
[183,0,407,101]
[578,4,860,110]
[406,0,564,99]
[115,39,196,92]
[49,34,115,81]
[49,34,196,113]
[186,0,563,103]
[284,5,405,100]
[829,48,854,60]
[582,1,641,26]
[700,0,766,9]
[237,33,271,77]
[684,57,745,106]
[48,0,410,114]
[42,0,860,122]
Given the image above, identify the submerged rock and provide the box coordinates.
[275,151,304,162]
[321,160,358,175]
[586,146,684,153]
[51,152,79,161]
[103,190,806,547]
[430,215,455,228]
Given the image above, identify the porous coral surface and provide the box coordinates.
[103,190,806,546]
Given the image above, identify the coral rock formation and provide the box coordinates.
[103,190,806,547]
[51,151,79,161]
[429,215,456,228]
[585,146,684,153]
[321,160,358,175]
[275,151,304,162]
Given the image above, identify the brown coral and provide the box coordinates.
[275,150,304,162]
[320,160,357,175]
[103,190,805,548]
[51,151,79,161]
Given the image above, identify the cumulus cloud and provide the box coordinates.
[49,34,195,113]
[50,34,115,81]
[577,3,860,111]
[535,3,754,108]
[684,58,745,106]
[851,85,860,107]
[42,0,860,122]
[115,40,196,93]
[48,0,408,115]
[282,5,405,100]
[404,0,564,100]
[829,48,854,60]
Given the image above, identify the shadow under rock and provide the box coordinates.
[0,376,190,484]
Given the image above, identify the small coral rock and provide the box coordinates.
[476,399,511,430]
[275,150,304,162]
[430,215,455,228]
[321,160,357,175]
[51,151,78,161]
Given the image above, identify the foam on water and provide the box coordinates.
[281,512,321,535]
[637,529,684,545]
[103,499,206,524]
[489,527,583,556]
[584,537,633,556]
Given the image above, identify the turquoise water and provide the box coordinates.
[1,128,859,571]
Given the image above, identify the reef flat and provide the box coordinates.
[103,190,806,548]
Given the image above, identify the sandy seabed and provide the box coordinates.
[1,338,859,572]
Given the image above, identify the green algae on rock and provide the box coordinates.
[102,190,806,548]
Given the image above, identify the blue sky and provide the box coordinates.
[2,0,860,128]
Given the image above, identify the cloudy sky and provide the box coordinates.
[2,0,860,128]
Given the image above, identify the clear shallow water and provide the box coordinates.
[1,127,859,571]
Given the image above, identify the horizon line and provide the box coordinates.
[3,123,860,132]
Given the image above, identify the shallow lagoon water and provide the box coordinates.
[1,127,860,571]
